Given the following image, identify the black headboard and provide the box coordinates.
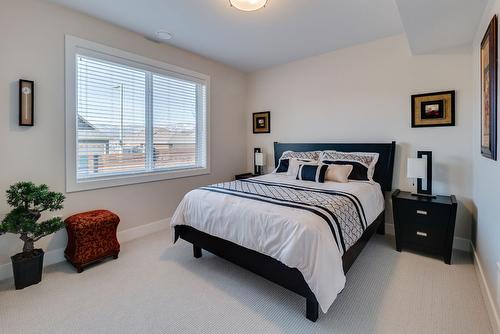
[274,141,396,192]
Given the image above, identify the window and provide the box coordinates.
[65,36,210,192]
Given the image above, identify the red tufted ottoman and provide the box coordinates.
[64,210,120,273]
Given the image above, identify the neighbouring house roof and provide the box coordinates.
[78,115,96,130]
[77,115,195,144]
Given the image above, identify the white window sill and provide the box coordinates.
[66,167,210,193]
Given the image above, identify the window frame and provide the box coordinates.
[65,35,210,192]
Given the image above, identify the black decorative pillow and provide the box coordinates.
[320,151,379,182]
[323,160,367,181]
[296,164,328,183]
[275,159,290,173]
[275,158,315,175]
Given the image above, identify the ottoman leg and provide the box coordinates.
[76,266,84,274]
[113,253,119,259]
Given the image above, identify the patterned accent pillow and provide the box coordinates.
[280,150,321,161]
[274,150,320,175]
[320,151,379,182]
[296,164,328,183]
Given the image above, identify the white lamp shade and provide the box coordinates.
[407,158,427,179]
[230,0,268,11]
[255,152,265,166]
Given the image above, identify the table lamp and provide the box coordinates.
[407,151,434,197]
[254,148,265,175]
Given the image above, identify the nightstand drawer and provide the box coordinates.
[399,222,445,253]
[396,199,450,227]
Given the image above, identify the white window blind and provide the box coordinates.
[74,53,208,184]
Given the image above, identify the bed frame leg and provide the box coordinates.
[193,245,202,258]
[306,298,319,322]
[376,215,385,235]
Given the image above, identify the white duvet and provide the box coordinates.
[170,173,385,313]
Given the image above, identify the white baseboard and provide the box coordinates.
[472,243,500,334]
[453,237,472,252]
[0,218,170,282]
[118,218,170,243]
[384,223,471,252]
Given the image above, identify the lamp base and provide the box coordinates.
[411,192,436,199]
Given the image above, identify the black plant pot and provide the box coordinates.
[11,249,44,290]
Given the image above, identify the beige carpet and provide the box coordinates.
[0,230,492,334]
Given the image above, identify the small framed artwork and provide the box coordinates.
[19,79,34,126]
[253,111,270,134]
[480,15,498,160]
[411,90,455,128]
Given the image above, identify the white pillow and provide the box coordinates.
[273,151,320,175]
[325,164,353,183]
[287,158,318,177]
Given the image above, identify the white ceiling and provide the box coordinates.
[47,0,487,72]
[396,0,488,54]
[47,0,404,72]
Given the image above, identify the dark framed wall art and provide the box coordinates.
[253,111,270,134]
[411,90,455,128]
[480,15,498,160]
[19,79,34,126]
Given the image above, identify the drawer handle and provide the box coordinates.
[416,210,428,215]
[416,231,428,237]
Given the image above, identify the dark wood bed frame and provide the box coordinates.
[174,141,396,322]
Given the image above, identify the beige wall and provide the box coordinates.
[0,1,481,271]
[472,0,500,319]
[0,0,247,264]
[246,34,474,239]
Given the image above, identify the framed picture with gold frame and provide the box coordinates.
[253,111,270,134]
[480,15,497,161]
[411,90,455,128]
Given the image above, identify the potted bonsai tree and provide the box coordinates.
[0,182,65,289]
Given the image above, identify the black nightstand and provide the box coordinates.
[235,173,257,180]
[392,189,457,264]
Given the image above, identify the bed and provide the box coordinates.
[172,141,396,322]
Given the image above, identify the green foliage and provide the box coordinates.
[0,182,65,252]
[6,182,64,212]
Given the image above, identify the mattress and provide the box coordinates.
[171,173,385,313]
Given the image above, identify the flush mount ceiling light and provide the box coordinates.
[229,0,269,12]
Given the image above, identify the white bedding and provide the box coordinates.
[170,173,384,313]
